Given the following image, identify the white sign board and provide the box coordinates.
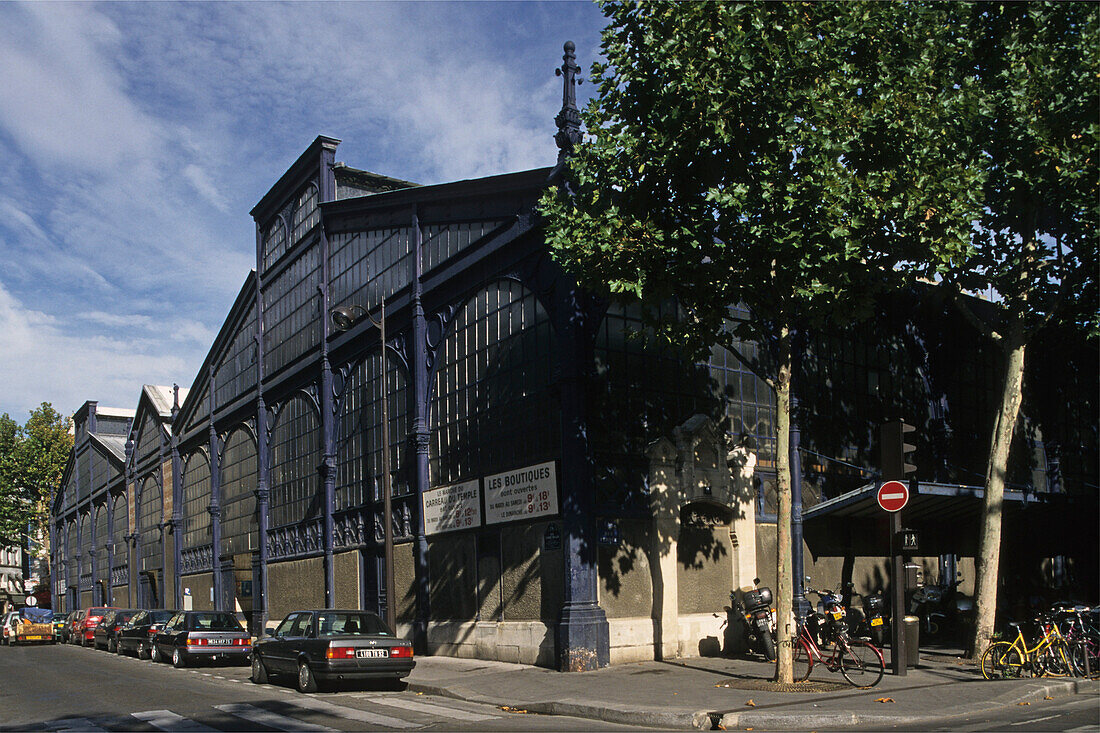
[485,461,559,525]
[422,480,482,535]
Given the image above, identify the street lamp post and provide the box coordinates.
[331,297,396,631]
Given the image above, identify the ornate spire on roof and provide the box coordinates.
[554,41,583,159]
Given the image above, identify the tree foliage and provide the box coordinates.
[951,2,1098,656]
[0,404,73,547]
[541,1,985,681]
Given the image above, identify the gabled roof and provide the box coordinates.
[95,407,135,419]
[90,434,127,464]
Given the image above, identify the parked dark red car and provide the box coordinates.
[74,607,117,647]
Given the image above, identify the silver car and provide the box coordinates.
[150,611,252,668]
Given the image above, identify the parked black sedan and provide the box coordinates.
[116,609,176,659]
[251,610,414,692]
[93,608,139,652]
[151,611,251,668]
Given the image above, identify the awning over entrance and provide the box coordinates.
[804,481,1038,524]
[802,481,1089,558]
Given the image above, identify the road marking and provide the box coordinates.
[215,703,337,732]
[1011,714,1059,726]
[1065,726,1099,732]
[132,709,219,732]
[359,695,498,721]
[289,695,419,728]
[54,719,109,732]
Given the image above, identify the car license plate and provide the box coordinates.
[831,611,843,620]
[26,636,43,640]
[870,617,883,627]
[356,649,389,659]
[207,638,232,645]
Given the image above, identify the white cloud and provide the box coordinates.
[0,281,205,419]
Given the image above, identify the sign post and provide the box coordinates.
[878,479,911,677]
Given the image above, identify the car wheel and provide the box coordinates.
[150,644,161,663]
[115,639,124,655]
[172,648,187,668]
[251,654,268,684]
[297,660,318,693]
[108,638,116,653]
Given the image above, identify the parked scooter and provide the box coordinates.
[910,579,972,639]
[732,578,776,661]
[806,583,850,646]
[848,586,888,648]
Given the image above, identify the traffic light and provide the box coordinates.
[880,420,916,480]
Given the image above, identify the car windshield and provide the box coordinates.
[317,612,391,637]
[188,613,242,631]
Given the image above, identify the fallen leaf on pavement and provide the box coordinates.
[746,699,756,707]
[1044,696,1053,700]
[1017,702,1031,706]
[499,706,531,714]
[875,697,895,703]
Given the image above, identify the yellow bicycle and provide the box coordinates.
[981,615,1074,680]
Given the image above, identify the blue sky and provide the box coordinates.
[0,1,605,422]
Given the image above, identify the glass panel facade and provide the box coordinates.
[270,395,321,528]
[79,513,90,577]
[708,342,776,466]
[139,475,162,569]
[329,228,412,314]
[66,522,76,587]
[94,504,108,551]
[429,280,559,487]
[420,220,506,275]
[92,451,109,493]
[262,248,322,374]
[336,351,409,512]
[262,218,287,272]
[112,493,127,546]
[592,299,719,515]
[291,184,319,244]
[220,428,258,556]
[214,311,258,407]
[182,452,212,550]
[137,414,161,462]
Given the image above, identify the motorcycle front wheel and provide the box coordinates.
[870,623,886,648]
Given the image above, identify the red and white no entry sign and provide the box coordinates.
[877,480,909,512]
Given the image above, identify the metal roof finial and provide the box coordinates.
[554,41,583,159]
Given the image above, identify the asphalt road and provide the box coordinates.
[0,643,639,731]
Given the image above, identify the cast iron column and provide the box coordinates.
[171,385,184,610]
[410,209,431,650]
[790,396,809,618]
[555,283,609,671]
[206,378,225,611]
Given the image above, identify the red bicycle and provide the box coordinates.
[793,591,885,687]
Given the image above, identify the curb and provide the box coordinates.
[712,677,1100,730]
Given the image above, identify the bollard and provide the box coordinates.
[903,615,921,668]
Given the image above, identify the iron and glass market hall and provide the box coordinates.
[50,45,1097,671]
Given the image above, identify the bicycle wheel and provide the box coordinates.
[981,641,1025,680]
[1070,635,1100,678]
[838,639,885,687]
[793,638,813,682]
[1037,641,1072,677]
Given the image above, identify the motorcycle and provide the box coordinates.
[910,580,972,640]
[807,583,850,646]
[848,585,888,648]
[733,578,776,661]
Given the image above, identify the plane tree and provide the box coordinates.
[540,1,983,681]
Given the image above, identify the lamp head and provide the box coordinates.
[330,305,365,332]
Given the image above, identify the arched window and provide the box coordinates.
[139,475,162,570]
[66,521,77,586]
[291,184,319,243]
[79,512,91,578]
[429,279,559,487]
[220,428,258,557]
[336,350,408,512]
[270,394,321,528]
[263,217,288,271]
[94,504,108,552]
[182,452,212,550]
[112,493,128,547]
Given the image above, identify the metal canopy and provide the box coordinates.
[804,480,1044,524]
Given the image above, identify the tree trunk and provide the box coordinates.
[969,329,1027,657]
[773,327,794,683]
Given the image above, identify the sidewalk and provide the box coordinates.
[403,649,1100,730]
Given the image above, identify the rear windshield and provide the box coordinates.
[188,613,242,631]
[150,611,175,623]
[317,612,391,637]
[116,611,138,623]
